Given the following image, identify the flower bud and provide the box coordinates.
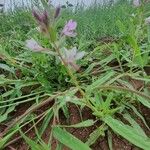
[32,9,49,27]
[32,10,42,23]
[54,6,61,19]
[42,10,49,27]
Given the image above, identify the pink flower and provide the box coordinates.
[25,39,44,52]
[133,0,141,7]
[62,20,77,37]
[62,47,86,71]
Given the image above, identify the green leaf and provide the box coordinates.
[86,71,115,92]
[86,125,106,146]
[19,130,49,150]
[103,92,113,109]
[104,116,150,150]
[56,143,63,150]
[107,131,113,150]
[39,108,53,137]
[127,35,143,67]
[123,113,147,138]
[52,127,91,150]
[0,63,14,74]
[0,106,16,123]
[59,120,95,128]
[116,20,126,34]
[137,96,150,109]
[129,105,150,130]
[0,45,12,60]
[0,130,16,149]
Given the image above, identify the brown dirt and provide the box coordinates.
[1,99,150,150]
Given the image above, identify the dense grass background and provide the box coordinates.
[0,0,133,55]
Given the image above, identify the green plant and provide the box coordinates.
[0,0,150,149]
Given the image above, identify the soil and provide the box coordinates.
[2,101,150,150]
[1,58,150,150]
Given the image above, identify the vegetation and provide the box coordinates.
[0,0,150,149]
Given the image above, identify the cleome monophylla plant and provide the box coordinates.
[0,0,150,149]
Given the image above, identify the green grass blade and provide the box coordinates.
[39,108,53,137]
[129,105,150,130]
[107,131,113,150]
[0,130,17,149]
[123,113,147,138]
[137,96,150,109]
[52,127,91,150]
[0,63,14,74]
[86,71,115,92]
[104,116,150,150]
[59,119,95,128]
[86,124,106,146]
[19,130,49,150]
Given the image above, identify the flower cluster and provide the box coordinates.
[25,5,85,72]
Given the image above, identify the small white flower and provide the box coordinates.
[131,13,136,17]
[145,16,150,25]
[133,0,141,7]
[62,47,86,71]
[25,38,44,52]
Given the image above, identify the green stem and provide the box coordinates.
[53,43,95,111]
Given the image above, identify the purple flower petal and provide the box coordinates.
[25,39,44,52]
[61,47,85,71]
[62,19,77,37]
[66,20,77,30]
[75,51,86,60]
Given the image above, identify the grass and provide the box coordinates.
[0,0,150,149]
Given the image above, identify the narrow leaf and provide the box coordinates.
[104,116,150,150]
[123,113,147,138]
[59,120,95,128]
[137,96,150,109]
[52,127,91,150]
[86,125,106,146]
[87,71,115,92]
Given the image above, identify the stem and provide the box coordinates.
[53,43,95,111]
[53,44,84,95]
